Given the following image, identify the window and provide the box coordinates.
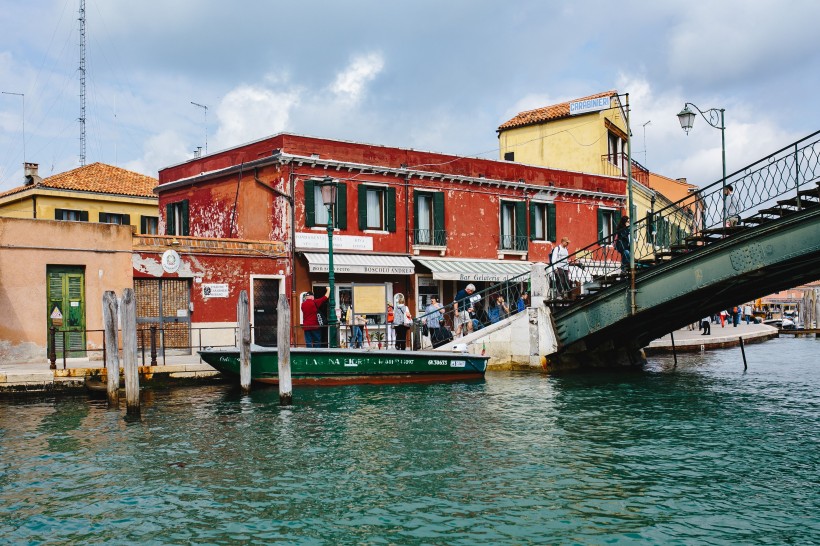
[414,191,445,246]
[529,202,556,242]
[99,212,129,225]
[141,215,159,235]
[358,184,396,232]
[55,209,88,222]
[597,208,621,242]
[500,200,527,251]
[607,131,627,173]
[166,200,189,236]
[504,151,515,161]
[304,180,347,229]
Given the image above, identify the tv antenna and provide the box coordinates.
[191,101,208,155]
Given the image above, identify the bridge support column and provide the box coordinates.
[547,339,647,371]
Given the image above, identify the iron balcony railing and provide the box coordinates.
[413,228,447,246]
[499,234,528,252]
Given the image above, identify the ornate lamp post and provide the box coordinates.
[318,177,338,348]
[677,103,726,226]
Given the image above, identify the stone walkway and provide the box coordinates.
[645,321,778,354]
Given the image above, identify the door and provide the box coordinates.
[134,278,191,352]
[253,278,280,347]
[47,266,86,358]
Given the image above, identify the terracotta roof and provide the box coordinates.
[0,162,158,200]
[497,90,617,132]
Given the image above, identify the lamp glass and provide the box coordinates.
[677,106,696,132]
[320,180,337,207]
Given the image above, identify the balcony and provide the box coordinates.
[499,234,528,252]
[413,229,447,247]
[600,153,649,185]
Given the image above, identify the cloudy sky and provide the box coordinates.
[1,0,818,193]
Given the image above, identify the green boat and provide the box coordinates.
[198,346,488,386]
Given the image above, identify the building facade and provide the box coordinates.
[156,133,626,346]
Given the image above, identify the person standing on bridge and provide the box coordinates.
[614,216,631,273]
[550,237,572,299]
[724,184,741,227]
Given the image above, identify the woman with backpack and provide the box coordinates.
[614,216,630,273]
[392,293,411,350]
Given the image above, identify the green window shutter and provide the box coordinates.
[55,209,63,220]
[358,185,368,230]
[386,187,397,232]
[98,212,105,222]
[335,182,347,230]
[122,213,130,226]
[304,179,315,227]
[166,203,175,235]
[141,216,148,233]
[433,192,445,235]
[547,203,557,242]
[79,210,88,222]
[614,210,622,231]
[181,200,189,236]
[413,190,421,226]
[597,209,605,239]
[515,201,527,249]
[529,202,537,240]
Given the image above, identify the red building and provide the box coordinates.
[151,133,625,347]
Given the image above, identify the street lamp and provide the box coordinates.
[318,177,338,348]
[677,103,726,226]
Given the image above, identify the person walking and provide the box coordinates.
[423,297,446,348]
[392,293,410,350]
[515,292,529,314]
[719,309,728,328]
[700,315,711,335]
[724,184,740,227]
[345,306,365,348]
[453,284,476,337]
[300,289,328,348]
[550,237,572,299]
[744,304,753,325]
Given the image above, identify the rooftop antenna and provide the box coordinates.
[1,91,25,164]
[191,101,208,155]
[642,120,651,167]
[78,0,87,166]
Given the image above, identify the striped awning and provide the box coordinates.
[303,253,415,275]
[414,258,531,282]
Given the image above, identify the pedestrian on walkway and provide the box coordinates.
[732,306,740,327]
[301,289,328,348]
[551,237,572,298]
[392,293,411,350]
[719,309,728,327]
[700,315,711,335]
[614,216,631,273]
[453,284,476,337]
[724,184,741,227]
[744,304,753,325]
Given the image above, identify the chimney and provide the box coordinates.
[676,177,687,184]
[24,162,43,186]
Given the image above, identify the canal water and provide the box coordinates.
[1,337,818,544]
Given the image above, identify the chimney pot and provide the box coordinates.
[24,163,42,185]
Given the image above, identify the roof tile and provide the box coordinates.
[0,162,157,200]
[498,90,617,131]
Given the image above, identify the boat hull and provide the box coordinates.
[198,347,488,386]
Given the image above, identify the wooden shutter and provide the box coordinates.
[386,187,396,232]
[304,179,315,227]
[433,192,445,242]
[122,213,130,226]
[515,201,527,250]
[166,203,175,235]
[358,185,368,230]
[547,203,557,242]
[54,209,63,220]
[336,182,347,230]
[180,200,189,236]
[597,209,605,239]
[529,202,537,240]
[79,210,88,222]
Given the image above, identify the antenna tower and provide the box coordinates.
[78,0,87,166]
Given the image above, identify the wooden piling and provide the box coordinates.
[670,331,678,368]
[120,288,140,416]
[238,290,251,393]
[739,336,748,370]
[102,291,120,407]
[277,295,292,405]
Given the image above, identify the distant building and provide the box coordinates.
[0,162,159,235]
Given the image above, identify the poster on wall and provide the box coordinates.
[202,284,229,298]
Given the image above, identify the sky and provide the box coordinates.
[1,0,819,194]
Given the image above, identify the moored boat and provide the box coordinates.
[198,345,488,386]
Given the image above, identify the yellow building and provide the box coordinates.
[498,90,631,178]
[0,162,159,234]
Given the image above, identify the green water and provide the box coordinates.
[1,337,818,545]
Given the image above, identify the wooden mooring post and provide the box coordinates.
[739,336,748,370]
[277,295,292,405]
[670,331,678,368]
[120,288,140,416]
[238,290,251,393]
[102,291,120,407]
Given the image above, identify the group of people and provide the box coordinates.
[699,304,755,334]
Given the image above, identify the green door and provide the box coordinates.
[47,266,86,358]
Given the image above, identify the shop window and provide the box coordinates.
[166,200,189,236]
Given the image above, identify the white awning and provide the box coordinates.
[303,253,415,275]
[414,258,531,282]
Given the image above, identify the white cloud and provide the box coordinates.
[211,84,300,150]
[330,53,385,104]
[124,130,191,176]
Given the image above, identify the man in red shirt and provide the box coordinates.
[301,289,328,348]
